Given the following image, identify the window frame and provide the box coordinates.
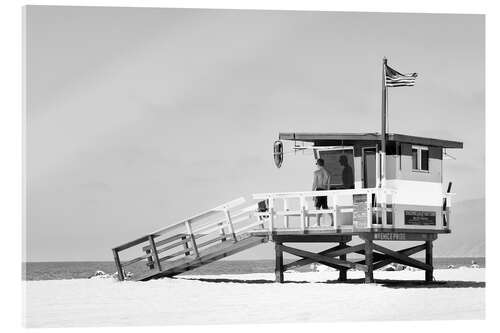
[411,145,429,172]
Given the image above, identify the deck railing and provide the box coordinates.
[111,197,266,280]
[253,188,396,231]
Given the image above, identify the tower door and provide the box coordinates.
[362,147,377,188]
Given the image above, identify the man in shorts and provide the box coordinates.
[312,158,333,226]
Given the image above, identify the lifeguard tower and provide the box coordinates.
[111,59,463,283]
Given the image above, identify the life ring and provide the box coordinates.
[273,140,283,168]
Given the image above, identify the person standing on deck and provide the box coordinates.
[339,155,354,189]
[312,158,333,226]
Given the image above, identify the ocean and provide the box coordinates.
[23,257,485,281]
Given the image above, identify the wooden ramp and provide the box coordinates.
[111,198,269,281]
[140,234,267,281]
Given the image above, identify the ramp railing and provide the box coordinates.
[111,197,267,280]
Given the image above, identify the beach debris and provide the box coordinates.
[89,270,112,279]
[381,263,406,271]
[470,260,480,269]
[310,263,334,272]
[111,271,134,280]
[90,270,134,280]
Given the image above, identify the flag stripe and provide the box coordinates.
[386,83,415,87]
[385,64,417,87]
[386,77,416,82]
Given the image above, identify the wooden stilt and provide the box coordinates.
[275,242,284,283]
[148,235,162,272]
[364,239,374,283]
[425,240,433,282]
[112,249,124,281]
[338,241,348,281]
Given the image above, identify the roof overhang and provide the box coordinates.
[279,132,463,149]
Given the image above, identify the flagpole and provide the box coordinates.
[380,57,387,189]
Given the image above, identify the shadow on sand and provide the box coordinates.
[180,277,485,289]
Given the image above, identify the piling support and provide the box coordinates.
[148,235,162,272]
[364,239,374,283]
[425,240,433,282]
[275,242,284,283]
[112,249,124,281]
[338,241,348,281]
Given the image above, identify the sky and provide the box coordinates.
[25,6,484,261]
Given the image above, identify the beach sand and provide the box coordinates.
[23,268,485,327]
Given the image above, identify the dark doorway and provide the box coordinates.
[363,147,377,188]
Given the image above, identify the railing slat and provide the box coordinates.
[224,209,237,242]
[185,220,199,257]
[148,235,162,272]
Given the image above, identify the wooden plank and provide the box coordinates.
[149,197,246,236]
[138,236,268,280]
[155,238,190,255]
[372,243,432,271]
[113,235,150,252]
[233,219,265,234]
[426,240,433,282]
[192,211,251,235]
[122,252,153,267]
[112,249,124,281]
[275,242,284,283]
[197,235,227,249]
[280,244,367,271]
[274,234,352,243]
[142,233,188,251]
[148,235,162,272]
[159,248,194,262]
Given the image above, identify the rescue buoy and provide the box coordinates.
[273,140,283,168]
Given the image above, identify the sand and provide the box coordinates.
[23,268,485,327]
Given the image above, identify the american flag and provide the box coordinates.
[385,64,418,87]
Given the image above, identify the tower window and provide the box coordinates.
[412,145,429,171]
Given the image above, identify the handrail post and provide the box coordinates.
[367,191,373,229]
[283,198,289,228]
[112,249,125,281]
[185,220,199,257]
[300,196,306,230]
[219,222,227,242]
[381,189,387,227]
[331,193,338,229]
[224,209,238,242]
[446,195,452,229]
[148,235,162,272]
[268,198,275,234]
